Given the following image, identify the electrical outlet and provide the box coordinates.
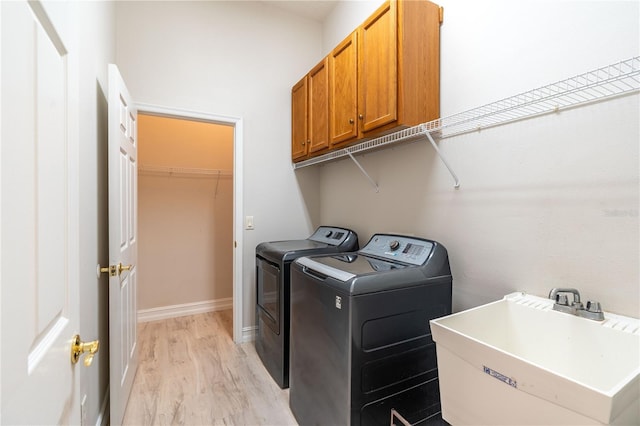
[245,215,254,230]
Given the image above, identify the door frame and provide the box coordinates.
[136,103,244,343]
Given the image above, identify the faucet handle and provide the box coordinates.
[555,294,569,306]
[578,300,605,321]
[586,300,602,313]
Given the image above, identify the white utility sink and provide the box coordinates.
[430,292,640,425]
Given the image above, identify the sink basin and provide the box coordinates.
[430,292,640,425]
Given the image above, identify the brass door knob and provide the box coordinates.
[118,263,132,275]
[98,264,116,277]
[71,335,100,367]
[97,263,133,277]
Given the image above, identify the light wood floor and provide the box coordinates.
[122,310,298,426]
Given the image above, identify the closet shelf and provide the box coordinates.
[139,165,233,178]
[293,56,640,172]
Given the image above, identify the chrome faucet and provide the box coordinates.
[549,288,582,314]
[548,288,604,321]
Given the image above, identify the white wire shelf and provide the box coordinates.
[293,56,640,180]
[427,56,640,138]
[139,165,233,178]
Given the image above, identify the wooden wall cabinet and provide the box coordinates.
[330,32,358,145]
[294,0,442,161]
[358,0,398,136]
[291,76,308,161]
[308,58,330,155]
[329,1,398,147]
[291,58,330,162]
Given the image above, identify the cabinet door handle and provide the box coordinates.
[301,140,306,146]
[358,114,364,120]
[349,118,354,124]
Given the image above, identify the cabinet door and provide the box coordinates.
[330,31,358,146]
[358,0,397,134]
[291,76,308,161]
[308,58,329,154]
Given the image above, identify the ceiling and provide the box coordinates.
[261,0,338,22]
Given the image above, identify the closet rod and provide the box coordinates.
[139,165,233,178]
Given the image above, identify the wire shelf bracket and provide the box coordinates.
[292,56,640,189]
[347,151,379,192]
[421,126,460,189]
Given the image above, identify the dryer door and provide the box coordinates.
[256,256,280,334]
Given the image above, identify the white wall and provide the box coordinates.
[137,115,234,311]
[115,1,323,332]
[322,0,382,54]
[139,175,234,307]
[77,1,115,424]
[319,0,639,317]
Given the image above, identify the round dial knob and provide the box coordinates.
[325,230,333,238]
[389,240,400,251]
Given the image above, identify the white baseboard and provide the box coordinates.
[242,325,257,342]
[137,298,233,323]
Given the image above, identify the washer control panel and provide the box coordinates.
[309,226,352,246]
[360,234,434,265]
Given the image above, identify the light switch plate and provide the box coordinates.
[245,215,254,230]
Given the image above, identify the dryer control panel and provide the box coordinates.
[360,234,434,266]
[308,226,353,246]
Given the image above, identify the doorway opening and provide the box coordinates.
[135,104,243,343]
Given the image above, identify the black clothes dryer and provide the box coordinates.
[289,234,452,426]
[255,226,359,389]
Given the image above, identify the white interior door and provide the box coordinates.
[108,64,139,426]
[0,1,81,424]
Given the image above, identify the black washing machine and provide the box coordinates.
[289,234,452,426]
[255,226,359,389]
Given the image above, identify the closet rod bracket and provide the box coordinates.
[346,151,379,192]
[420,125,460,189]
[214,170,221,198]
